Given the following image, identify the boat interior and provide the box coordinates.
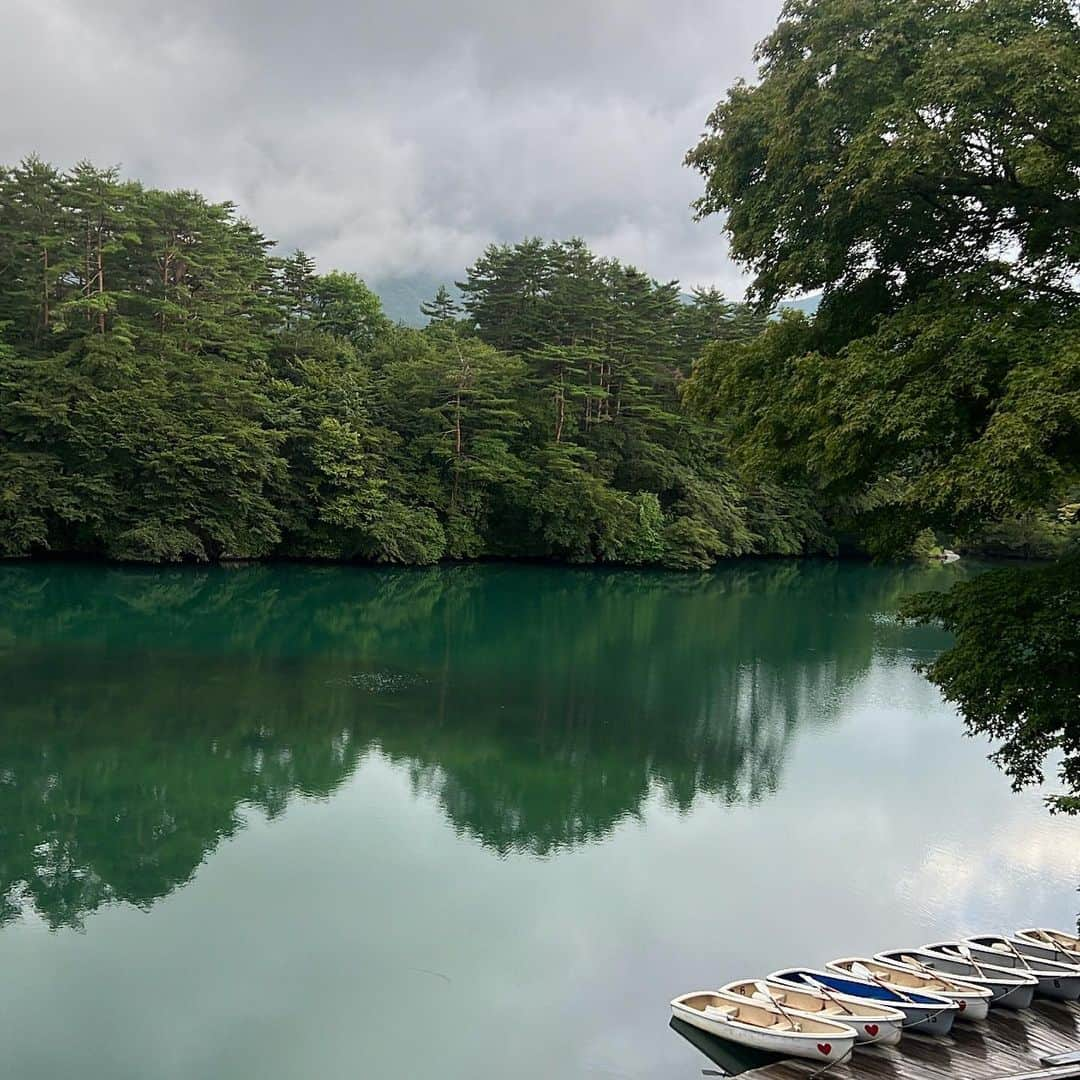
[926,942,1017,971]
[676,994,840,1033]
[725,981,831,1016]
[922,949,1035,985]
[1023,928,1080,954]
[835,959,930,989]
[878,957,973,993]
[973,937,1033,955]
[967,944,1062,972]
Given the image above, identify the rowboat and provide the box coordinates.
[1013,928,1080,966]
[963,936,1080,1001]
[827,955,991,1020]
[670,991,857,1063]
[877,946,1036,1010]
[820,959,967,1032]
[721,979,904,1045]
[770,967,958,1035]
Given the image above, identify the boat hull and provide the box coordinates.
[920,943,1039,1009]
[853,1018,903,1047]
[963,940,1080,1002]
[670,998,856,1064]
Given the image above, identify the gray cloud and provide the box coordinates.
[1,0,782,294]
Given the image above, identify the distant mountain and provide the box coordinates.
[675,291,822,320]
[373,273,821,328]
[372,273,457,326]
[777,293,821,318]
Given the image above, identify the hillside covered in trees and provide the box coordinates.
[0,162,835,569]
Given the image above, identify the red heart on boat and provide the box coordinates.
[959,1001,967,1011]
[864,1024,879,1036]
[817,1044,832,1056]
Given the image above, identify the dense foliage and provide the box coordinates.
[0,162,826,568]
[900,553,1080,813]
[685,0,1080,806]
[686,0,1080,309]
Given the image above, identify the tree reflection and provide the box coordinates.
[0,559,962,927]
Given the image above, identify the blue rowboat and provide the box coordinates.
[770,967,959,1035]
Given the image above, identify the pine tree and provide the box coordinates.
[280,249,317,326]
[0,157,73,349]
[420,284,461,324]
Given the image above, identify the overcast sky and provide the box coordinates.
[2,0,782,294]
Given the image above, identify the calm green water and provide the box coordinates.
[1,560,1078,1079]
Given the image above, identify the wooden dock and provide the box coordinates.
[743,1001,1080,1080]
[671,1002,1080,1079]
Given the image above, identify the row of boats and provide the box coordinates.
[670,927,1080,1065]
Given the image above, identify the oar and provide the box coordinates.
[753,982,802,1031]
[992,936,1038,973]
[851,961,919,1005]
[850,960,954,1021]
[898,953,954,990]
[800,976,855,1016]
[956,942,992,980]
[1034,929,1080,963]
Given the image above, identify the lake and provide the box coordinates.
[1,559,1078,1079]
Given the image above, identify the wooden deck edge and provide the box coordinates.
[990,1066,1080,1080]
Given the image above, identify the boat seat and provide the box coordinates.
[705,1003,739,1016]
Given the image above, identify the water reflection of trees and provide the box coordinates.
[0,560,961,927]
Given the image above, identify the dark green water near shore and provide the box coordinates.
[1,560,1077,1079]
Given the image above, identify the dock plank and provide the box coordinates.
[737,1002,1080,1080]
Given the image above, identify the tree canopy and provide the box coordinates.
[686,0,1080,308]
[685,0,1080,808]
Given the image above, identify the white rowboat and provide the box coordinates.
[1013,928,1080,966]
[963,936,1080,1001]
[720,979,904,1045]
[670,991,857,1064]
[877,946,1036,1010]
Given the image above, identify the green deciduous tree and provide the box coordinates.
[900,554,1080,814]
[686,0,1080,307]
[685,0,1080,805]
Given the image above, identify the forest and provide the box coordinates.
[0,170,826,570]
